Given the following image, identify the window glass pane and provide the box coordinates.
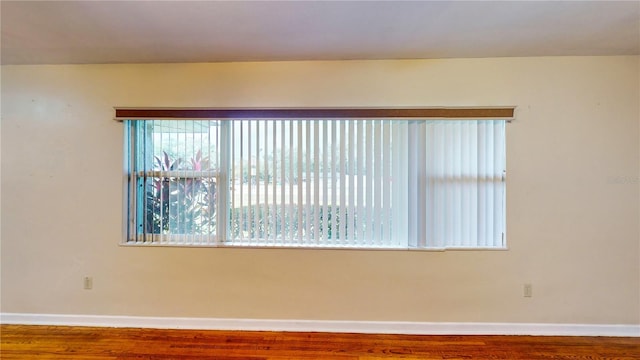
[132,120,220,242]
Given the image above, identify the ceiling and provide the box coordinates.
[1,1,639,65]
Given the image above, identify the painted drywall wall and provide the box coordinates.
[1,56,638,324]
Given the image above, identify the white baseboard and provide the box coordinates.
[1,313,638,337]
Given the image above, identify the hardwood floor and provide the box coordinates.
[1,325,639,359]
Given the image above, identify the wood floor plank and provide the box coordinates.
[1,325,639,359]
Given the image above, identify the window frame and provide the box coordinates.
[117,107,514,250]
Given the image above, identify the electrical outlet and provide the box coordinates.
[83,276,93,290]
[524,283,532,297]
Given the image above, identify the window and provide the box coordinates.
[118,108,511,249]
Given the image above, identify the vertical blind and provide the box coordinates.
[123,112,508,249]
[420,121,505,248]
[226,119,403,247]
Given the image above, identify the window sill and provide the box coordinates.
[120,241,508,251]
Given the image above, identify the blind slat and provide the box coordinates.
[322,120,329,245]
[365,121,374,245]
[383,121,392,246]
[339,121,346,244]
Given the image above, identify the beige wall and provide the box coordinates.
[1,56,638,324]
